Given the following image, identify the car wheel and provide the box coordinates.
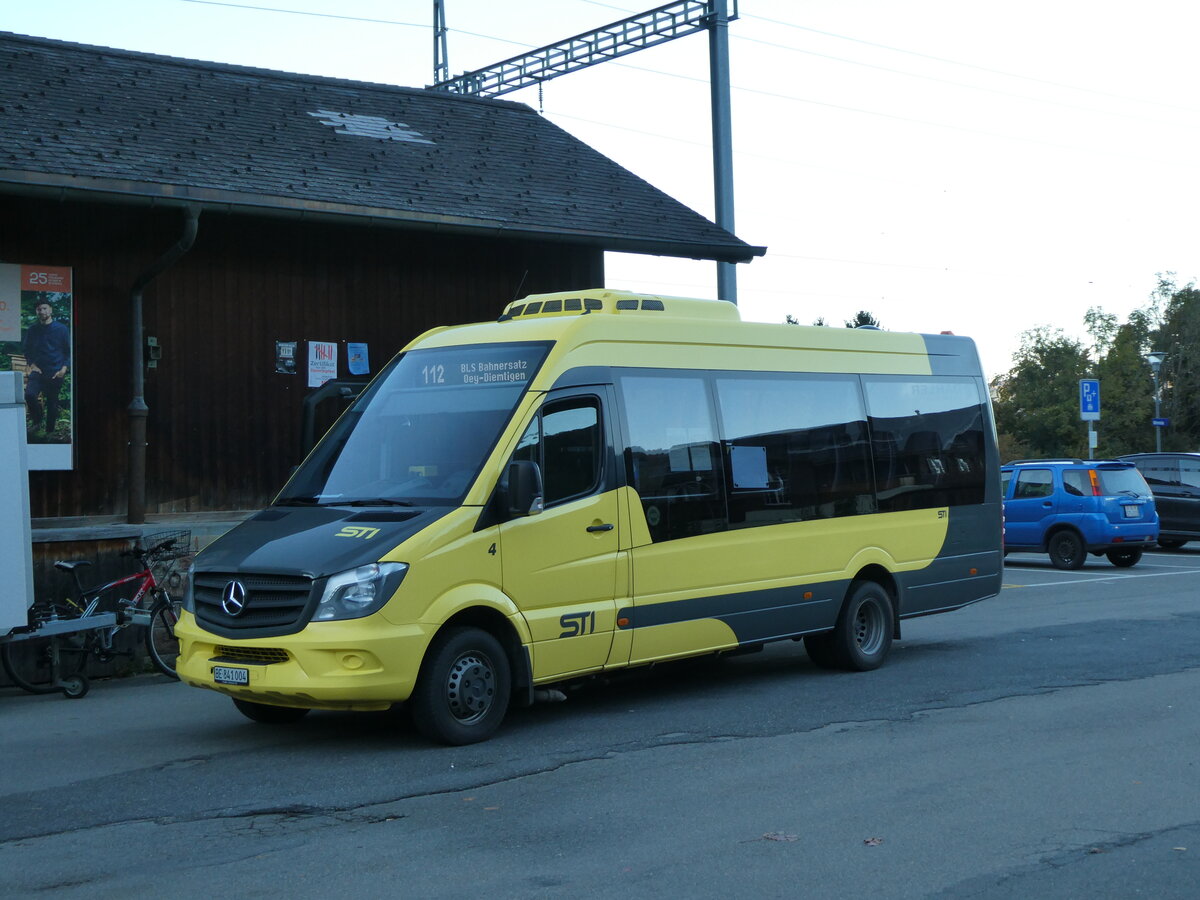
[1106,548,1143,567]
[1157,538,1186,550]
[1048,531,1086,570]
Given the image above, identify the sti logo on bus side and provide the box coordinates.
[559,611,596,638]
[336,526,380,540]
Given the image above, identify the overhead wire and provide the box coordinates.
[741,11,1200,117]
[176,0,1196,284]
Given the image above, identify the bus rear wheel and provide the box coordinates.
[411,626,511,745]
[804,581,894,672]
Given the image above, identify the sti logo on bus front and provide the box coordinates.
[336,526,380,540]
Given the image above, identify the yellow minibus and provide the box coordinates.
[176,289,1002,743]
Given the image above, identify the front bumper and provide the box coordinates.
[175,611,434,710]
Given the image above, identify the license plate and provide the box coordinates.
[213,666,249,685]
[1123,505,1139,518]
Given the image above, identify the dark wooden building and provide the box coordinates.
[1,31,762,537]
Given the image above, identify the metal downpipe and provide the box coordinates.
[127,205,200,524]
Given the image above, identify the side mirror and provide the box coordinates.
[505,459,544,517]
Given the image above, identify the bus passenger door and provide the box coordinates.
[499,390,621,681]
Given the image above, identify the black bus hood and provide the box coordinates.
[195,506,449,579]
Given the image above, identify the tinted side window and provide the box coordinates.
[1062,470,1088,496]
[1179,459,1200,489]
[620,375,728,542]
[1014,469,1053,498]
[513,398,602,507]
[715,374,875,528]
[1137,458,1180,487]
[864,377,987,511]
[543,401,601,505]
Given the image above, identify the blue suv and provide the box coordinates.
[1001,459,1159,569]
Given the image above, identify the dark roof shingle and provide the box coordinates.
[0,31,763,262]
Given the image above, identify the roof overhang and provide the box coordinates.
[1,170,767,264]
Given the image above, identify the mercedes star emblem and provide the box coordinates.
[221,580,248,617]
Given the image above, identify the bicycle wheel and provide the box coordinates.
[1,635,88,694]
[144,592,182,679]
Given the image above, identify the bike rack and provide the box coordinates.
[1,613,119,699]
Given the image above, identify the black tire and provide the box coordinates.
[232,698,312,724]
[803,581,894,672]
[1,636,88,695]
[1048,531,1086,570]
[145,592,182,679]
[60,674,90,699]
[1157,539,1186,550]
[802,631,840,669]
[410,626,511,745]
[1106,548,1143,568]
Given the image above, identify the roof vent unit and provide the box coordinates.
[498,291,739,322]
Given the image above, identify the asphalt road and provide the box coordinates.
[2,548,1199,898]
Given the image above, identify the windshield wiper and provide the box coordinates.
[338,498,416,507]
[274,497,322,506]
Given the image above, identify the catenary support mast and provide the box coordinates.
[430,1,741,303]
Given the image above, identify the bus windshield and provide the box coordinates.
[277,342,550,507]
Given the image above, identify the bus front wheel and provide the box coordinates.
[804,581,894,672]
[411,626,512,745]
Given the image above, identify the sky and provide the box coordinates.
[4,0,1198,378]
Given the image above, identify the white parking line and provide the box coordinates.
[1004,568,1199,588]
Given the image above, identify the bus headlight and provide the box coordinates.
[314,563,408,622]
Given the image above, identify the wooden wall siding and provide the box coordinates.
[3,196,604,518]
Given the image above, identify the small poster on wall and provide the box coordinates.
[275,340,297,374]
[347,342,370,376]
[0,264,74,470]
[308,340,337,387]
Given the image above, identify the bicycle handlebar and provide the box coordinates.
[120,538,178,560]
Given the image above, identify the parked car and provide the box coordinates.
[1118,452,1200,549]
[1001,459,1159,569]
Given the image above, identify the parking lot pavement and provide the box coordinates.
[1002,547,1200,588]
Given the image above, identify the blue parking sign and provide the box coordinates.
[1080,379,1100,421]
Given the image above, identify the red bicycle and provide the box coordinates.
[1,531,188,697]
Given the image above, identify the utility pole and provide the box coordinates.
[430,1,742,303]
[433,0,449,86]
[708,0,736,303]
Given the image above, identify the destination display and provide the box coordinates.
[397,343,549,390]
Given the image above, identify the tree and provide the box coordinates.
[1094,322,1156,456]
[845,310,882,329]
[1149,278,1200,449]
[991,327,1092,459]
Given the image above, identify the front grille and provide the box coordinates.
[194,572,315,636]
[213,646,290,665]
